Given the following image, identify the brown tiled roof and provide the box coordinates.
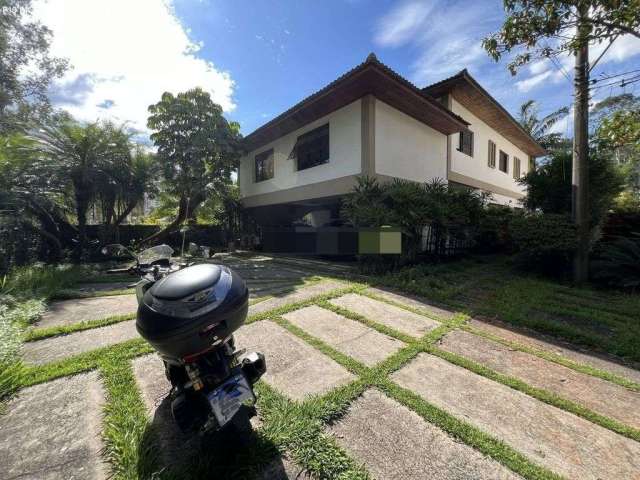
[423,69,546,157]
[243,53,469,151]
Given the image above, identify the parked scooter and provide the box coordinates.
[103,244,266,434]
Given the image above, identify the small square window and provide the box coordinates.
[499,150,509,173]
[255,149,274,182]
[488,140,496,168]
[295,124,329,171]
[458,130,474,157]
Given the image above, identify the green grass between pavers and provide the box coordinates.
[463,324,640,392]
[53,288,135,300]
[24,313,136,342]
[372,256,640,364]
[426,346,640,443]
[0,264,89,404]
[8,270,638,480]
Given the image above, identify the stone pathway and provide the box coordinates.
[36,294,138,329]
[328,389,520,480]
[6,255,640,480]
[23,320,138,364]
[0,372,106,480]
[284,305,404,367]
[439,329,640,428]
[391,353,640,479]
[235,320,355,400]
[330,293,440,337]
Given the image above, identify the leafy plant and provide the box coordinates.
[592,234,640,291]
[510,213,578,276]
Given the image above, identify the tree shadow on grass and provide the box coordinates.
[137,396,285,480]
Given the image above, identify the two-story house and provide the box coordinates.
[239,54,545,227]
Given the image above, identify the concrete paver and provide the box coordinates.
[235,320,355,400]
[283,305,404,366]
[249,280,345,316]
[392,353,640,480]
[330,293,440,338]
[328,389,520,480]
[36,294,138,329]
[0,372,106,480]
[366,287,456,320]
[22,320,138,365]
[469,318,640,384]
[439,329,640,428]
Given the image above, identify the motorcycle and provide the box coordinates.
[102,243,266,435]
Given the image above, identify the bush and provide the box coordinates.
[474,205,519,253]
[510,213,578,276]
[591,234,640,291]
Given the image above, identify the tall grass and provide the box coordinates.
[0,264,86,406]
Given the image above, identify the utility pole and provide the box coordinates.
[572,3,590,284]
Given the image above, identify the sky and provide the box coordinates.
[34,0,640,143]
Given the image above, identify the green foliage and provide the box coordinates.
[510,213,578,275]
[342,176,487,259]
[520,149,625,229]
[592,235,640,290]
[0,0,68,130]
[518,100,569,151]
[483,1,640,74]
[475,204,519,253]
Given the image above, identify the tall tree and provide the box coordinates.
[484,0,640,283]
[518,100,569,150]
[0,0,68,130]
[142,88,242,245]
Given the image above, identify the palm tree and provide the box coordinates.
[518,100,569,151]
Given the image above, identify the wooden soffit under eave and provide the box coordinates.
[449,84,546,157]
[243,65,468,152]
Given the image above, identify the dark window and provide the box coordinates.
[499,150,509,173]
[255,149,274,182]
[457,129,474,156]
[513,157,521,179]
[295,124,329,171]
[488,140,496,168]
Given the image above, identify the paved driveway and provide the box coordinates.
[3,254,639,479]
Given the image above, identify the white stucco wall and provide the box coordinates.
[449,97,529,200]
[375,100,448,182]
[240,100,361,199]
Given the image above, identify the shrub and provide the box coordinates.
[510,213,578,276]
[591,234,640,291]
[474,204,519,253]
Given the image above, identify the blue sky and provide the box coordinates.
[36,0,640,140]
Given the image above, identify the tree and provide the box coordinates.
[484,0,640,283]
[518,100,569,150]
[520,148,624,231]
[142,88,242,245]
[22,120,135,258]
[0,0,68,131]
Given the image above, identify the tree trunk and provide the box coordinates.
[139,194,203,247]
[572,4,590,284]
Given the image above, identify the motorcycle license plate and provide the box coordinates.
[207,373,254,427]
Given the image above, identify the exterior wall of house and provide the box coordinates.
[375,100,448,182]
[448,97,529,203]
[239,100,362,200]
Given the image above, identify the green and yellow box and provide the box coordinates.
[358,227,402,254]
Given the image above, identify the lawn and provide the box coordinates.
[376,255,640,364]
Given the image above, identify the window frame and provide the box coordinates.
[513,157,521,179]
[295,123,330,171]
[457,129,474,157]
[254,148,274,183]
[498,150,509,173]
[488,140,496,168]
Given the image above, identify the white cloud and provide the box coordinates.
[373,0,498,84]
[514,33,640,93]
[32,0,235,134]
[515,70,554,92]
[374,1,434,48]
